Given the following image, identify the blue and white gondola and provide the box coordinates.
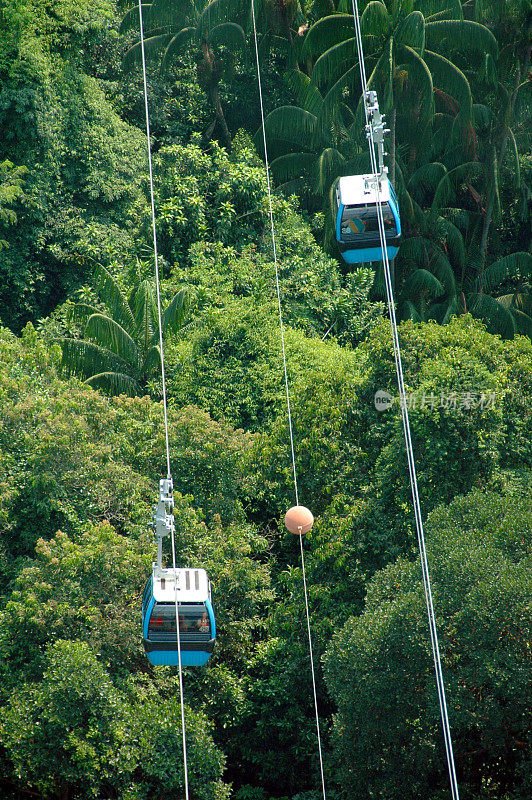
[142,566,216,667]
[334,173,401,265]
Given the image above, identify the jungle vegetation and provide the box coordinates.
[0,1,530,800]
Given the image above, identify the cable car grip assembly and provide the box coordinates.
[153,477,174,567]
[364,89,390,179]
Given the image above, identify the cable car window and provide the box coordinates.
[340,202,397,240]
[148,603,211,639]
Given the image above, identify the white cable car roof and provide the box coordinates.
[338,173,391,207]
[152,566,210,603]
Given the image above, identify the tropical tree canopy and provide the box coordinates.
[60,262,189,396]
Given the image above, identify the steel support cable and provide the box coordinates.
[249,4,326,799]
[137,5,190,798]
[349,3,460,799]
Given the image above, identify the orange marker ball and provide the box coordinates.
[284,505,314,535]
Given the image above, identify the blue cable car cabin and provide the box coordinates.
[142,566,215,667]
[334,173,401,265]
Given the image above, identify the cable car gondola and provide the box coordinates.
[142,566,216,667]
[334,173,401,265]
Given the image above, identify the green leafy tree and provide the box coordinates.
[262,0,496,201]
[60,262,188,396]
[251,315,532,576]
[300,0,497,175]
[324,488,532,800]
[0,638,230,800]
[151,135,268,265]
[0,0,145,331]
[0,160,27,252]
[120,0,248,150]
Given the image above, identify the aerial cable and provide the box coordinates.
[137,4,190,799]
[250,0,298,505]
[250,5,327,800]
[349,2,461,799]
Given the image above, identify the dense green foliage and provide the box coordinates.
[325,489,531,800]
[0,1,531,799]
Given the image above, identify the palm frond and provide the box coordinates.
[123,34,172,70]
[482,253,532,293]
[317,64,359,135]
[162,28,196,69]
[311,38,357,92]
[398,46,434,126]
[431,161,483,212]
[408,162,447,204]
[92,263,136,334]
[275,178,308,198]
[66,303,101,326]
[397,299,424,322]
[397,236,456,297]
[428,294,461,324]
[256,106,319,153]
[468,292,516,339]
[59,338,131,381]
[400,268,445,299]
[423,0,463,22]
[395,11,425,54]
[301,15,357,62]
[129,279,157,352]
[85,372,143,397]
[432,215,466,270]
[270,152,318,184]
[208,22,246,50]
[473,103,493,131]
[440,293,461,323]
[506,127,520,189]
[120,4,152,35]
[284,69,324,116]
[150,0,196,26]
[142,345,162,375]
[85,314,139,366]
[199,0,247,37]
[313,148,346,195]
[509,309,532,339]
[161,288,190,337]
[424,49,472,117]
[514,79,532,121]
[342,153,372,176]
[425,20,498,61]
[360,2,392,38]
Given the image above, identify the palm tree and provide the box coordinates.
[259,68,371,205]
[260,0,498,205]
[120,0,248,150]
[469,252,532,339]
[399,160,532,337]
[299,1,498,180]
[60,262,189,396]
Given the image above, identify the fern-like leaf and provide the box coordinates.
[425,20,498,61]
[482,253,532,292]
[92,263,136,335]
[161,288,190,337]
[85,314,139,366]
[467,292,516,339]
[59,338,130,380]
[85,372,143,397]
